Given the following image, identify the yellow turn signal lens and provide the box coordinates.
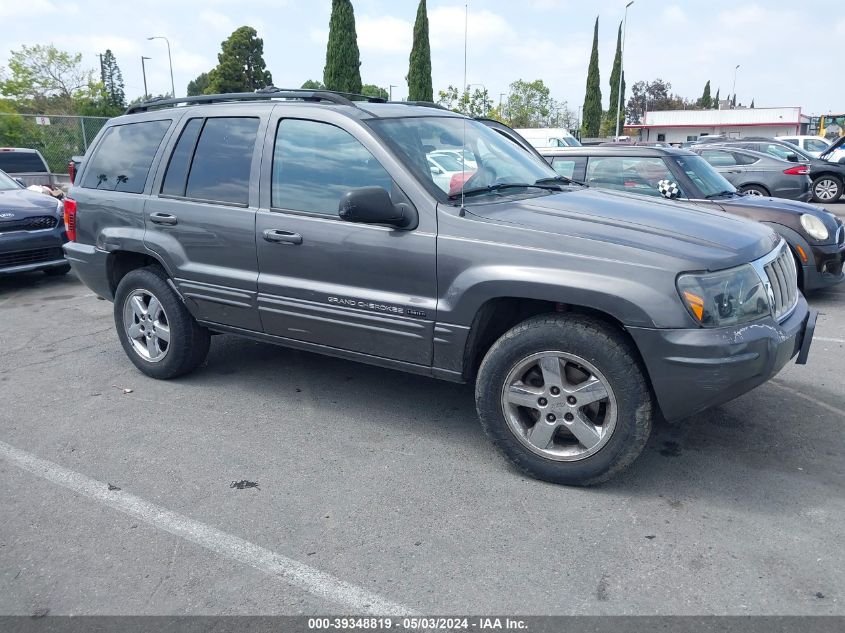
[796,245,808,263]
[683,291,705,321]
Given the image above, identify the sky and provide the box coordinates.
[2,0,844,116]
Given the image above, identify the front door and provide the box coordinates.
[255,112,437,366]
[144,111,266,331]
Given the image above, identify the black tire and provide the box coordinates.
[475,313,653,486]
[811,175,843,203]
[739,184,769,197]
[43,263,71,276]
[113,266,210,379]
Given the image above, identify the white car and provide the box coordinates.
[427,152,475,194]
[776,135,831,158]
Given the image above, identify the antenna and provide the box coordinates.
[461,2,468,211]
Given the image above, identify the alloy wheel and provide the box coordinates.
[500,351,617,461]
[814,178,840,201]
[122,289,171,363]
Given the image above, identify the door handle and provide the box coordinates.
[150,212,178,226]
[263,229,303,245]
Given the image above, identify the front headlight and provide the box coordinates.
[677,264,771,327]
[800,213,829,241]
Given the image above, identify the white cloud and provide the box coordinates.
[200,10,236,34]
[428,6,513,49]
[0,0,76,18]
[662,6,688,25]
[357,15,413,53]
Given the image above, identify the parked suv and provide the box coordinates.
[64,90,816,486]
[537,145,844,291]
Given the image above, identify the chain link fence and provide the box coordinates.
[0,113,110,173]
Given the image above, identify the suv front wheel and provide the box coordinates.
[475,314,653,485]
[114,266,210,379]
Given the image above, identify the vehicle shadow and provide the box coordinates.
[182,333,842,511]
[0,271,81,297]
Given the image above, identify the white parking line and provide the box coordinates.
[0,440,412,616]
[814,336,845,344]
[769,382,845,419]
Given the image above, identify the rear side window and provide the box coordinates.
[272,119,393,215]
[700,150,739,167]
[81,120,171,193]
[731,152,759,165]
[0,152,47,173]
[185,117,259,205]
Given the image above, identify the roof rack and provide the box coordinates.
[125,87,387,115]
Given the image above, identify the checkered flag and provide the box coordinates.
[658,180,680,199]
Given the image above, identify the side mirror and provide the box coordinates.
[658,180,681,199]
[786,153,799,163]
[339,187,417,230]
[430,166,443,175]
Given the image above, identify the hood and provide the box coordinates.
[717,193,842,239]
[0,188,62,219]
[466,187,780,270]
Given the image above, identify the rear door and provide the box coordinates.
[254,109,437,366]
[144,110,267,331]
[698,149,746,186]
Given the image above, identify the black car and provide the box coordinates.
[700,137,845,203]
[0,169,70,276]
[538,145,844,291]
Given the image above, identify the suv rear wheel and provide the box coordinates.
[114,266,210,379]
[475,314,653,486]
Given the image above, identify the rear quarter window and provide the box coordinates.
[0,152,48,173]
[81,120,171,193]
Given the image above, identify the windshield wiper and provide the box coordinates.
[704,190,736,199]
[535,175,588,187]
[447,182,562,200]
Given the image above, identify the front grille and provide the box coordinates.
[0,247,64,268]
[763,245,799,321]
[0,215,58,233]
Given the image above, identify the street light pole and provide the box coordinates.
[147,36,175,97]
[731,64,740,108]
[141,56,151,99]
[615,0,634,140]
[389,85,397,101]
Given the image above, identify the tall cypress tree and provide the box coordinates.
[698,80,712,109]
[606,21,624,136]
[581,17,602,138]
[407,0,433,102]
[101,49,125,110]
[323,0,362,94]
[714,88,721,108]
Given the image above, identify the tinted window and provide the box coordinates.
[731,152,759,165]
[272,119,393,215]
[675,155,736,197]
[700,150,739,167]
[81,120,170,193]
[0,152,47,173]
[185,117,259,205]
[585,156,677,197]
[161,118,203,196]
[551,158,576,178]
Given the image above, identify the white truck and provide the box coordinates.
[514,128,581,149]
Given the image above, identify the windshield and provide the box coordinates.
[0,169,22,191]
[368,116,559,202]
[675,155,737,197]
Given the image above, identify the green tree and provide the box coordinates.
[0,44,98,114]
[581,17,602,138]
[407,0,432,102]
[99,50,125,112]
[437,85,492,117]
[503,79,556,127]
[697,80,712,109]
[714,88,721,108]
[187,72,211,96]
[207,26,273,94]
[361,84,388,100]
[750,98,755,108]
[323,0,362,94]
[603,21,625,136]
[300,79,326,90]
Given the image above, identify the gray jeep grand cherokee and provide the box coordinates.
[63,90,816,485]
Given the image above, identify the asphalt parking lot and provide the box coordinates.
[1,203,843,616]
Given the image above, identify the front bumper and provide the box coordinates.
[628,296,814,421]
[804,240,845,290]
[0,225,67,275]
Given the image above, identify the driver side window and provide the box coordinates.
[585,157,678,197]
